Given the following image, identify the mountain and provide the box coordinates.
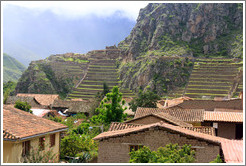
[3,53,26,83]
[118,3,243,59]
[3,4,136,66]
[15,3,243,99]
[117,3,243,95]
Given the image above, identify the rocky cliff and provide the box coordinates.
[119,3,243,59]
[15,53,89,98]
[117,3,243,95]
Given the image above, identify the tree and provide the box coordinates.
[3,81,16,95]
[129,144,195,163]
[92,86,127,124]
[102,82,110,96]
[14,100,32,114]
[129,90,161,112]
[60,132,97,162]
[210,155,223,163]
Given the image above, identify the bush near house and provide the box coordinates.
[14,100,32,114]
[129,144,195,163]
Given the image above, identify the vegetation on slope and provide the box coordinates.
[3,53,26,83]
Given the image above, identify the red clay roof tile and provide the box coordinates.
[135,107,204,122]
[3,105,68,141]
[221,139,243,163]
[204,111,243,122]
[17,93,59,106]
[108,122,143,131]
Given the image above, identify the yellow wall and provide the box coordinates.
[3,132,61,163]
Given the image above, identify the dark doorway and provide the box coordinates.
[235,124,243,139]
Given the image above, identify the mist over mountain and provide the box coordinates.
[3,4,136,66]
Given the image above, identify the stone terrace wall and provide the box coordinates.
[97,128,220,163]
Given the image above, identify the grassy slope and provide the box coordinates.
[3,53,26,82]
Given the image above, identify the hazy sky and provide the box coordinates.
[2,1,151,65]
[3,1,149,20]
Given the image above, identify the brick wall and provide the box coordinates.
[97,128,220,163]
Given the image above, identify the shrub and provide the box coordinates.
[14,100,32,114]
[22,146,58,163]
[210,154,223,163]
[129,144,195,163]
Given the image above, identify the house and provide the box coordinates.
[202,111,243,139]
[93,121,229,163]
[134,107,243,139]
[3,105,68,163]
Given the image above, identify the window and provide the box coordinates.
[39,137,45,150]
[129,145,143,152]
[22,141,30,157]
[50,134,56,147]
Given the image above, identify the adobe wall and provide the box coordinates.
[97,128,220,163]
[218,122,236,139]
[3,132,61,163]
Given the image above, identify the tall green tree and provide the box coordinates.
[129,90,160,112]
[92,86,126,124]
[129,144,195,163]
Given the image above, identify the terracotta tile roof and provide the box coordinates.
[93,121,225,144]
[52,99,92,113]
[3,105,68,141]
[214,108,242,113]
[204,111,243,122]
[135,107,204,122]
[108,122,143,131]
[135,107,164,118]
[109,122,214,136]
[168,98,242,111]
[126,112,193,127]
[17,93,59,106]
[221,139,243,163]
[184,126,215,136]
[6,96,42,108]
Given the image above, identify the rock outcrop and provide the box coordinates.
[117,3,243,95]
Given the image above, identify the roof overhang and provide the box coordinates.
[4,128,68,142]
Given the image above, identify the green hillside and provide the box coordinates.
[3,53,26,83]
